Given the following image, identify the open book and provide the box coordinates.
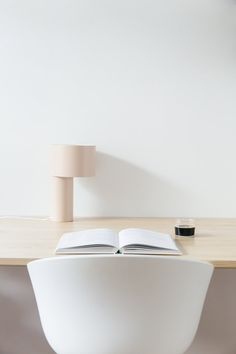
[55,228,181,255]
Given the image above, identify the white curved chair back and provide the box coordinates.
[28,255,213,354]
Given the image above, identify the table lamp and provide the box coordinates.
[51,144,96,222]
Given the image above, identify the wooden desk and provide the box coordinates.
[0,218,236,267]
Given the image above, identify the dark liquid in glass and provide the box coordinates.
[175,225,195,237]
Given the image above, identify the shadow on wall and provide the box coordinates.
[75,152,189,217]
[185,269,236,354]
[0,267,54,354]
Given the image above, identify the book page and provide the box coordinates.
[56,228,119,252]
[118,228,179,251]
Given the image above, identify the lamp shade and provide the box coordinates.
[51,144,96,178]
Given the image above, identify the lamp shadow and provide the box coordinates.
[76,152,188,217]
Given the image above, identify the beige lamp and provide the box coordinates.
[51,144,96,222]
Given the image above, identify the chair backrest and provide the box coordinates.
[28,255,213,354]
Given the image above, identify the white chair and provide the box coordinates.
[28,255,213,354]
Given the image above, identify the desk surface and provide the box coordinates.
[0,217,236,267]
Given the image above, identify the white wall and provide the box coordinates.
[0,0,236,217]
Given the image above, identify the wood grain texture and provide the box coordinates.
[0,218,236,267]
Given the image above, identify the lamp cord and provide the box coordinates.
[0,216,49,221]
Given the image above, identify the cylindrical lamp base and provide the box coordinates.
[51,177,73,222]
